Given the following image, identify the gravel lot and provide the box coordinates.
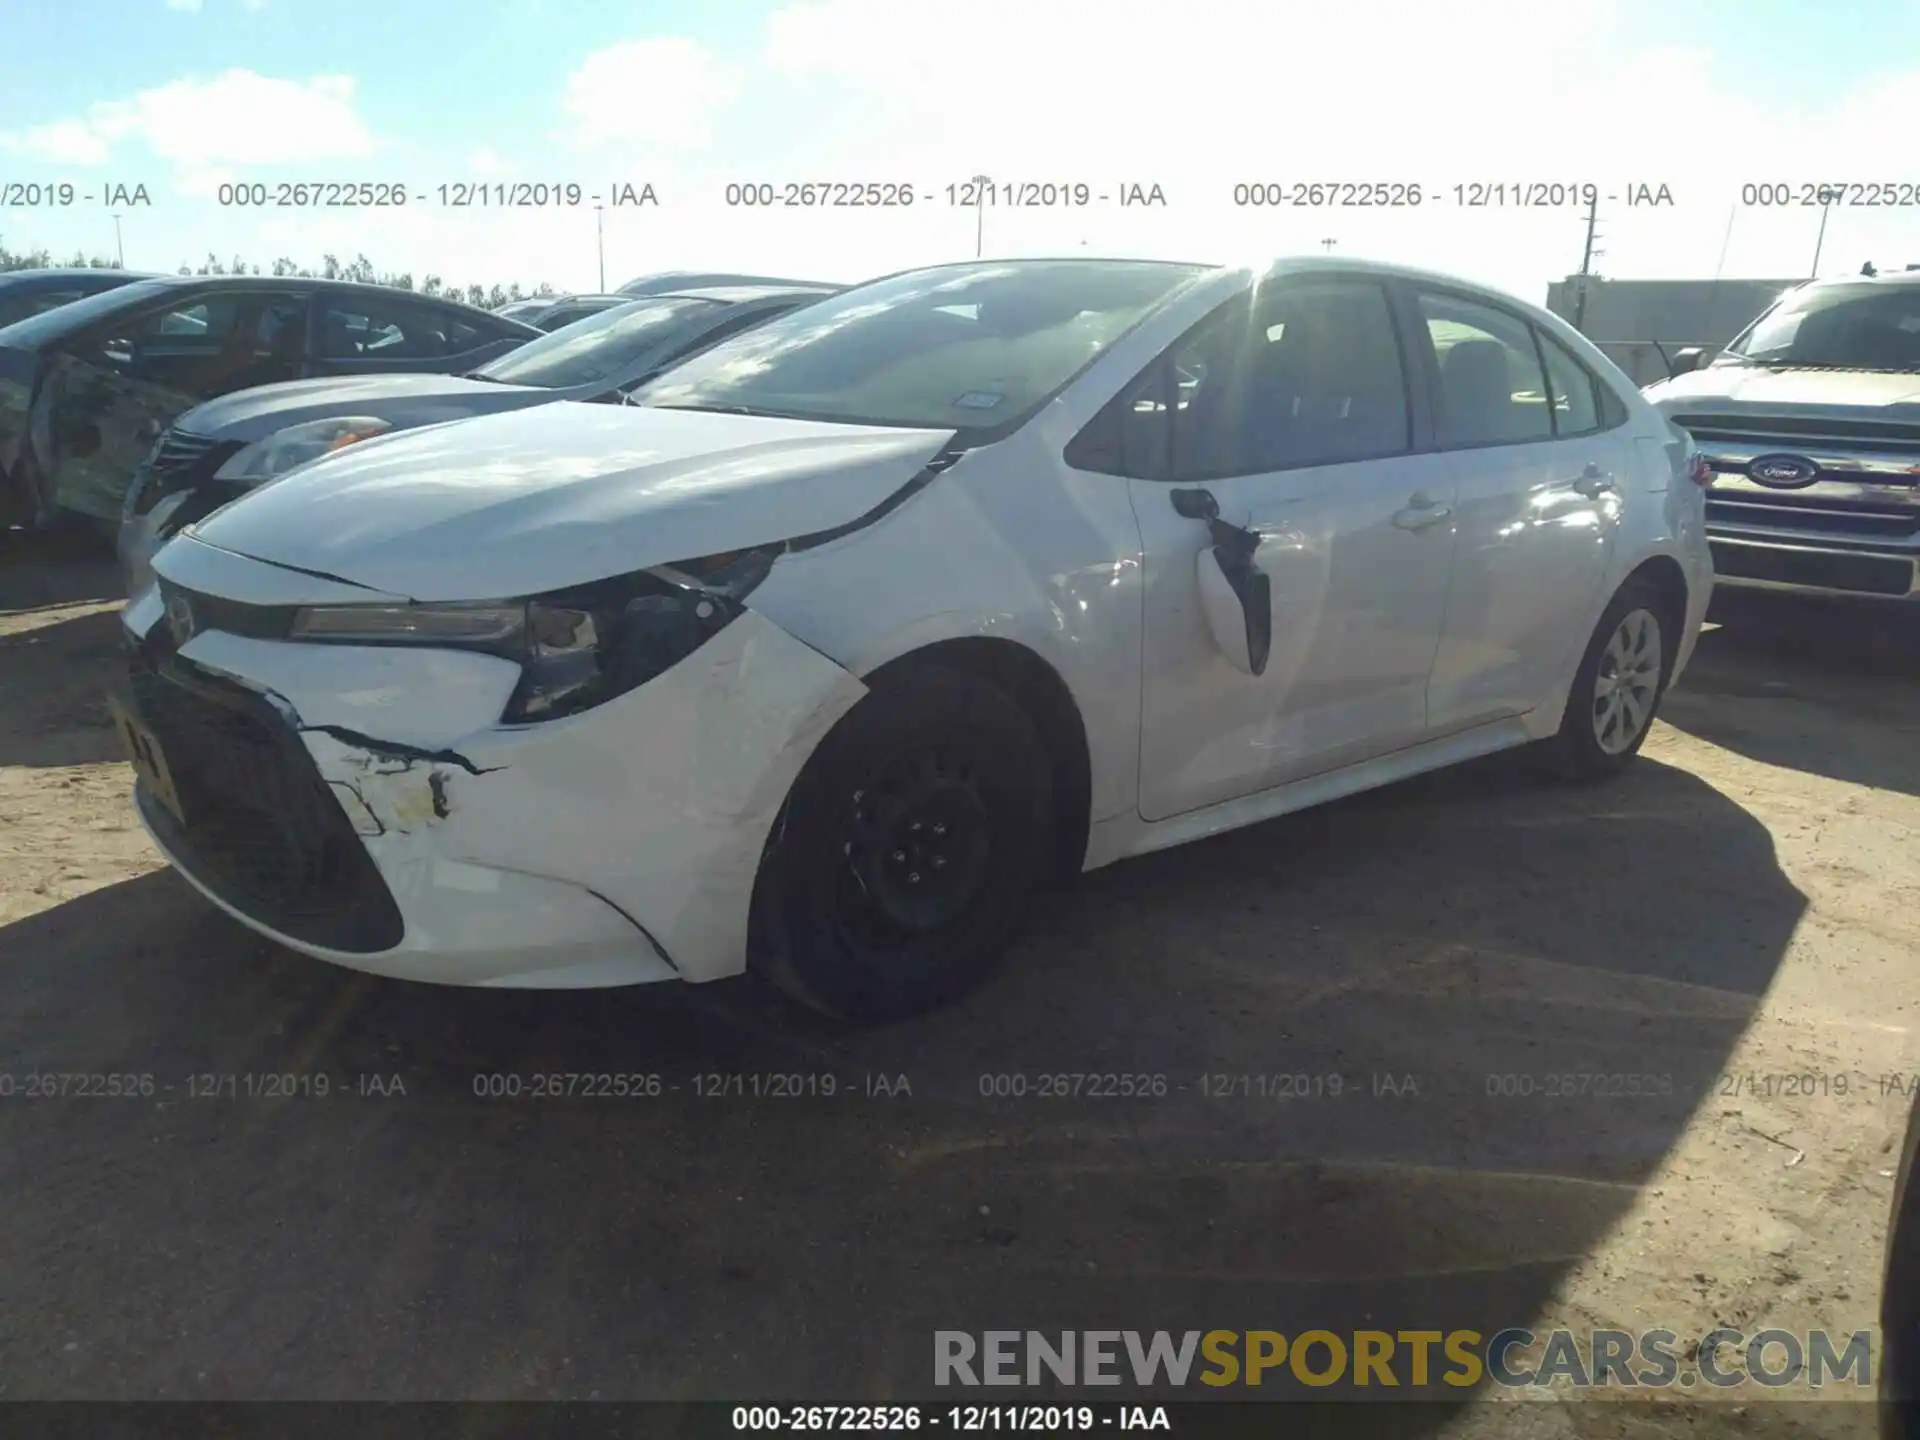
[2,535,1915,1437]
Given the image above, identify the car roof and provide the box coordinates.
[617,270,839,294]
[136,273,534,323]
[542,294,629,305]
[1809,269,1920,287]
[655,284,839,304]
[0,268,159,287]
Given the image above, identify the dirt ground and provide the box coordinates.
[1,533,1916,1438]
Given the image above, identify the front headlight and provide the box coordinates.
[287,548,776,724]
[214,415,394,485]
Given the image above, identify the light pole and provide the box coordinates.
[1320,237,1337,252]
[973,173,991,258]
[1810,186,1836,278]
[112,213,124,267]
[595,204,606,292]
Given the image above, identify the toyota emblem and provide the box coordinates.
[165,591,196,646]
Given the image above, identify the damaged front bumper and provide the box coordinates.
[119,548,868,989]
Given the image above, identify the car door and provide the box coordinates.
[1410,288,1625,733]
[38,286,307,521]
[1104,274,1459,822]
[311,293,527,376]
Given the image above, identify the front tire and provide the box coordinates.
[749,660,1054,1022]
[1547,577,1674,781]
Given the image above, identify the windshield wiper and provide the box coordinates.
[646,402,768,416]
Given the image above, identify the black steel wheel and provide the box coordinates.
[750,659,1053,1021]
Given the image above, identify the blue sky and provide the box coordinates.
[3,0,1918,301]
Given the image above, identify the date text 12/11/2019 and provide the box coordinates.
[718,181,1170,208]
[211,182,660,208]
[1229,181,1676,208]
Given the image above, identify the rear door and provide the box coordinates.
[312,293,527,376]
[1412,287,1625,733]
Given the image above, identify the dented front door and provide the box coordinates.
[37,351,200,522]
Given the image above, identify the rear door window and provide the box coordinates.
[1416,292,1553,449]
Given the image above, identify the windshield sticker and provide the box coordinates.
[952,391,1006,410]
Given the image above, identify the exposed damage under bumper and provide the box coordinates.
[122,584,869,990]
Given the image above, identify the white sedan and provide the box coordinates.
[118,256,1714,1019]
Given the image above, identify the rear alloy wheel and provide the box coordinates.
[1548,577,1674,780]
[749,660,1053,1021]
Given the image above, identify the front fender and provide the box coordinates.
[745,442,1144,825]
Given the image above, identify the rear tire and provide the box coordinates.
[749,660,1053,1022]
[1546,577,1675,781]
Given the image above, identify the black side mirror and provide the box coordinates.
[1669,347,1707,377]
[1170,486,1219,521]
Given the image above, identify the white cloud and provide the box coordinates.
[0,71,373,171]
[558,38,744,153]
[9,3,1920,297]
[469,146,516,176]
[0,119,112,166]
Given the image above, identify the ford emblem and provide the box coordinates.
[165,591,196,646]
[1747,453,1820,488]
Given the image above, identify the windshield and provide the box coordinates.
[474,296,721,388]
[630,260,1206,431]
[0,278,178,348]
[1721,282,1920,371]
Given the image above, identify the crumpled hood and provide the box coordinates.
[178,371,549,442]
[189,401,959,600]
[1646,365,1920,419]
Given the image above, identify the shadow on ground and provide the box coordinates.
[0,608,132,767]
[1661,589,1920,795]
[0,527,124,612]
[0,741,1805,1417]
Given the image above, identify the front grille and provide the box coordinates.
[153,578,295,641]
[124,642,404,953]
[1709,541,1916,597]
[133,427,243,516]
[1706,493,1920,541]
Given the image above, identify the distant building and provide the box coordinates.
[1544,276,1803,387]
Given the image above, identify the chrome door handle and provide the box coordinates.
[1392,491,1452,531]
[1572,465,1615,498]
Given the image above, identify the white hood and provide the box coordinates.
[1646,365,1920,414]
[187,401,958,600]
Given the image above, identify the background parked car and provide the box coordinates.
[1644,270,1920,606]
[118,283,837,590]
[616,270,836,296]
[0,268,159,330]
[0,276,537,533]
[494,294,633,331]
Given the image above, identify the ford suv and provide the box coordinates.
[1644,271,1920,604]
